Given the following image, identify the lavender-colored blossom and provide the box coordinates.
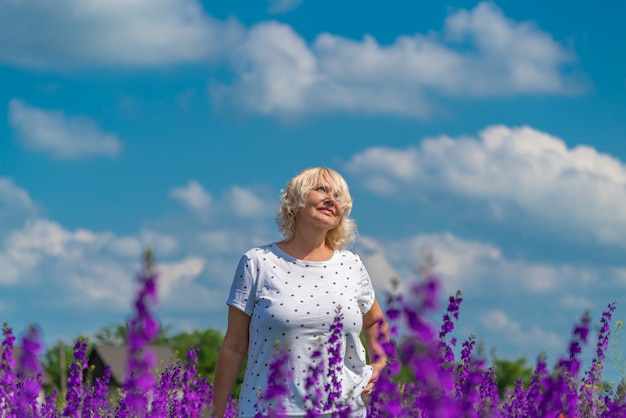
[578,301,618,416]
[41,388,59,418]
[255,341,293,418]
[304,347,324,417]
[178,348,211,417]
[1,323,17,417]
[15,325,44,417]
[439,291,463,365]
[119,249,160,417]
[83,363,111,418]
[151,359,182,417]
[325,308,344,413]
[63,339,88,417]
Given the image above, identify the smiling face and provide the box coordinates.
[295,182,344,231]
[277,167,355,248]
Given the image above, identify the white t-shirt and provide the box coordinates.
[227,243,376,417]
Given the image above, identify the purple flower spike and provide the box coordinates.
[304,348,324,417]
[439,290,463,365]
[323,307,347,415]
[255,341,293,417]
[1,323,17,417]
[63,338,88,417]
[15,325,44,417]
[119,249,160,417]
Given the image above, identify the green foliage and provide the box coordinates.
[494,357,533,398]
[167,328,223,377]
[42,339,76,394]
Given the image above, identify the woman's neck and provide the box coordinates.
[277,235,334,261]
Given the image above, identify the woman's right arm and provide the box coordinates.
[210,306,251,417]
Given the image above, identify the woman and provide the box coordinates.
[211,167,389,417]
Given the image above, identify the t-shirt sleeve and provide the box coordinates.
[357,256,376,314]
[226,254,257,316]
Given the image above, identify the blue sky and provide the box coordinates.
[1,0,625,381]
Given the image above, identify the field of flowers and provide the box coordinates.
[1,250,625,417]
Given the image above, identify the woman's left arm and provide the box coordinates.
[362,299,389,394]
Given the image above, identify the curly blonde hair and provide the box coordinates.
[276,167,356,250]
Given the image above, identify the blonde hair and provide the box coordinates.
[276,167,356,250]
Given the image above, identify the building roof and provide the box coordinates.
[88,345,178,386]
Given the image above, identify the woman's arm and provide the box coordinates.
[210,306,251,417]
[362,299,389,394]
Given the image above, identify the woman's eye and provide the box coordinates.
[316,186,328,193]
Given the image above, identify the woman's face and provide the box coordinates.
[295,181,343,232]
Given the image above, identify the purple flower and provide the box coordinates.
[1,323,17,416]
[119,249,160,417]
[88,364,111,417]
[15,325,44,417]
[178,348,211,417]
[304,348,324,417]
[63,338,88,417]
[255,341,293,417]
[325,307,344,412]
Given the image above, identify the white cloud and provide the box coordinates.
[107,237,143,258]
[613,268,626,285]
[139,231,179,257]
[169,180,213,215]
[214,21,319,116]
[346,125,626,247]
[170,182,274,220]
[355,232,610,301]
[0,219,102,285]
[560,295,594,310]
[0,1,582,118]
[7,219,96,258]
[0,177,37,214]
[356,233,502,296]
[357,236,399,290]
[103,231,179,259]
[0,177,39,232]
[67,263,135,308]
[198,229,261,256]
[480,309,563,350]
[0,248,39,285]
[0,216,210,312]
[0,178,275,318]
[442,3,576,95]
[0,0,244,69]
[267,0,302,14]
[158,257,205,299]
[0,179,43,284]
[356,232,618,361]
[215,2,582,118]
[227,186,274,218]
[0,179,278,341]
[8,99,122,160]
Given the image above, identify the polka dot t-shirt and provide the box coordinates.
[227,243,376,417]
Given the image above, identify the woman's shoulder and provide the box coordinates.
[334,247,363,264]
[241,242,278,260]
